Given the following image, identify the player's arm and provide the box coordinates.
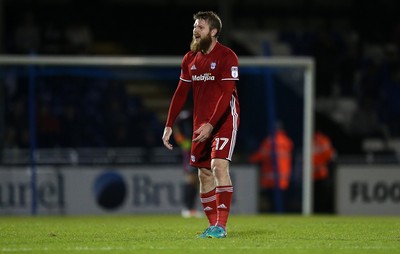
[193,80,235,142]
[162,80,191,149]
[208,80,236,127]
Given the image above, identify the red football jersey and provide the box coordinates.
[180,42,240,130]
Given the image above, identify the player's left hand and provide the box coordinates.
[193,123,213,142]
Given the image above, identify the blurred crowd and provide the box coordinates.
[270,23,400,143]
[3,75,163,149]
[7,11,93,55]
[1,1,400,157]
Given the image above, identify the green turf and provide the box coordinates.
[1,215,399,253]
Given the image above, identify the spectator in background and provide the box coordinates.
[312,129,336,213]
[173,110,202,218]
[249,124,293,213]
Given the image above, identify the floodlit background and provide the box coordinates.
[0,0,399,216]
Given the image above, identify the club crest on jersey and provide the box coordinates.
[231,66,238,78]
[191,155,196,162]
[210,62,216,70]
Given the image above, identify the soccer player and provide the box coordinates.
[162,11,240,238]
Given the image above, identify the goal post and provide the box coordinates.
[240,57,315,216]
[0,55,315,215]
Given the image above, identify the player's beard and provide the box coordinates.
[190,32,212,53]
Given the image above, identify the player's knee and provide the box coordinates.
[198,168,213,180]
[211,159,229,172]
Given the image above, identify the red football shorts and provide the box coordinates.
[189,122,238,169]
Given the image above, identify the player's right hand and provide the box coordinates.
[193,123,213,142]
[162,127,173,150]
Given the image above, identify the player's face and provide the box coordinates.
[190,19,213,52]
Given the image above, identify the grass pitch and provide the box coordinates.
[1,215,399,253]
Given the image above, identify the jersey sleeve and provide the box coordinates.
[221,50,239,81]
[165,54,192,127]
[179,52,193,82]
[208,80,236,127]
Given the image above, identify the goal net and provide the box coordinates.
[0,55,314,215]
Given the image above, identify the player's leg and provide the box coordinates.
[206,160,232,238]
[191,122,237,238]
[211,158,233,231]
[196,167,217,238]
[198,167,217,225]
[190,138,218,224]
[212,158,232,186]
[190,140,218,237]
[207,123,237,238]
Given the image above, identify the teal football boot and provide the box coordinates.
[197,226,215,238]
[206,225,227,238]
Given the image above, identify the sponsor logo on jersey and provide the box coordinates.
[190,64,197,70]
[192,73,215,81]
[231,66,238,78]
